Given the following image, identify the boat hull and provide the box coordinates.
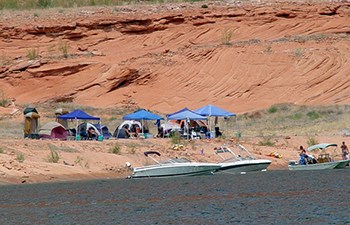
[216,159,271,174]
[131,163,221,178]
[288,161,340,171]
[335,159,350,169]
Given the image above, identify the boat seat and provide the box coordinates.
[318,153,331,163]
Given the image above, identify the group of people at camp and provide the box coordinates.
[298,142,349,165]
[79,127,98,140]
[155,120,223,139]
[119,124,144,139]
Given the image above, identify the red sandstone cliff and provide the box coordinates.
[1,1,350,113]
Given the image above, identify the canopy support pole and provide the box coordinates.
[187,118,189,140]
[76,118,79,140]
[142,119,144,135]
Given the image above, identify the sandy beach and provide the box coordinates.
[0,134,347,185]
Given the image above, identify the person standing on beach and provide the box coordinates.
[299,146,308,165]
[341,141,349,160]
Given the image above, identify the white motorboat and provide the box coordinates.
[288,143,348,170]
[214,144,271,174]
[129,151,221,178]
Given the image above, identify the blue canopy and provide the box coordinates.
[166,108,189,118]
[57,109,100,120]
[307,143,337,151]
[194,104,235,117]
[167,108,207,120]
[122,109,163,121]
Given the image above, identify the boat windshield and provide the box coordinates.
[215,144,255,162]
[163,158,192,164]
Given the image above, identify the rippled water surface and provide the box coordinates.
[0,169,350,225]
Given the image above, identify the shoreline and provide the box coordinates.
[0,135,347,185]
[0,137,292,185]
[0,167,290,186]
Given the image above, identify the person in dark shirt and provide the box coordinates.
[341,141,349,160]
[88,127,97,140]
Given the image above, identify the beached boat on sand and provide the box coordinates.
[214,144,271,174]
[129,151,221,178]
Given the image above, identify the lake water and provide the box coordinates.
[0,169,349,225]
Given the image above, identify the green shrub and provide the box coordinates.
[170,131,182,145]
[0,0,18,9]
[47,150,60,163]
[306,111,320,120]
[89,0,96,6]
[290,113,302,120]
[27,48,39,60]
[110,143,121,154]
[0,148,4,154]
[267,106,277,114]
[201,4,208,8]
[38,0,52,8]
[16,152,25,163]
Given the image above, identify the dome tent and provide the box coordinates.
[57,109,100,140]
[39,122,68,140]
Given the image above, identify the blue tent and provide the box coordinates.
[57,109,100,120]
[167,108,207,120]
[57,110,100,140]
[122,109,163,121]
[122,109,163,136]
[193,104,235,117]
